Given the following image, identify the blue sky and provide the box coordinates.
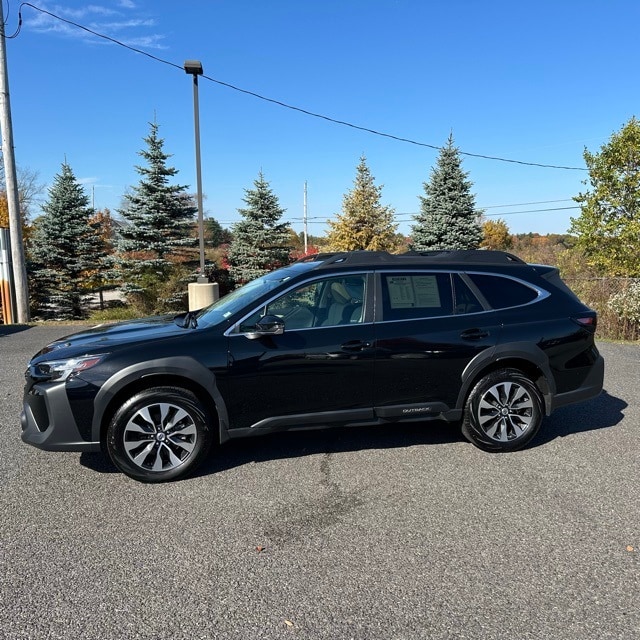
[6,0,640,237]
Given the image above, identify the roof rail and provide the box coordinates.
[402,250,526,264]
[295,249,528,267]
[295,251,392,265]
[294,252,342,263]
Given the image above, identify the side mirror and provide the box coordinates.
[245,315,285,340]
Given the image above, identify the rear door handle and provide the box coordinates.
[341,340,372,352]
[460,328,490,340]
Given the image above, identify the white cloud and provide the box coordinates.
[99,19,157,30]
[26,2,167,50]
[78,176,100,186]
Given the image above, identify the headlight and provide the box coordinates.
[34,354,107,382]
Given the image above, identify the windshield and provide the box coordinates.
[195,261,320,328]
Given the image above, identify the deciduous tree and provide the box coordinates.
[0,166,43,245]
[481,218,513,250]
[570,116,640,276]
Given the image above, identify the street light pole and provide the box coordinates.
[183,60,218,311]
[184,60,206,283]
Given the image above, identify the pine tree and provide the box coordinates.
[85,208,119,308]
[227,172,292,284]
[29,162,104,318]
[326,156,399,252]
[118,121,197,309]
[204,217,231,247]
[411,134,482,250]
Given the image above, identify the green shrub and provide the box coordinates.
[87,306,143,323]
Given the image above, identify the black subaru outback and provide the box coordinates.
[22,250,604,482]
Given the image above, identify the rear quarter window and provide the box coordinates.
[467,273,539,309]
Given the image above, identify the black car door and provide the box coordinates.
[222,272,376,432]
[372,271,502,416]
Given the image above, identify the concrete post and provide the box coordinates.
[188,281,218,311]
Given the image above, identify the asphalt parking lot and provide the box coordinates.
[1,325,638,640]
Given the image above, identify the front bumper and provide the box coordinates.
[21,381,100,452]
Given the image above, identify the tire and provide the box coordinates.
[106,386,214,482]
[461,368,543,452]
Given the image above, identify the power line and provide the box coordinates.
[216,203,582,227]
[483,205,580,217]
[393,205,580,222]
[17,2,588,172]
[479,198,574,210]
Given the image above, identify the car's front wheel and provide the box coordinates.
[106,386,214,482]
[461,369,543,452]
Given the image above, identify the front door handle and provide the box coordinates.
[460,328,490,341]
[341,340,372,352]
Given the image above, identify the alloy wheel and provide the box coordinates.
[123,402,198,472]
[477,381,535,442]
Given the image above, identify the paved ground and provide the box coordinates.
[1,325,638,640]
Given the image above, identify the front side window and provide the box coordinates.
[238,274,367,333]
[381,273,453,321]
[196,261,319,327]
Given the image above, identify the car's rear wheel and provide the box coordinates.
[106,386,213,482]
[461,368,543,452]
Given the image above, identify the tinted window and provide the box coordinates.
[453,274,484,314]
[382,273,453,321]
[197,261,319,327]
[468,273,538,309]
[239,274,366,332]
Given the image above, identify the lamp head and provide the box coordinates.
[184,60,203,75]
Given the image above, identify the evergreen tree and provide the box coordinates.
[570,116,640,276]
[326,156,399,252]
[85,208,119,308]
[204,217,232,247]
[411,134,482,250]
[118,121,197,309]
[227,172,292,284]
[29,162,104,318]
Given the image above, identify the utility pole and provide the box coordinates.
[303,181,308,254]
[0,4,30,323]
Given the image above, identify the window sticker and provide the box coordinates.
[387,275,441,309]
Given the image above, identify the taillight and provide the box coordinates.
[572,315,597,331]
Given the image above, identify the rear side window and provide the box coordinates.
[382,273,453,320]
[467,273,538,309]
[453,274,485,314]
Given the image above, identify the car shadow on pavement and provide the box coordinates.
[79,388,627,478]
[203,419,468,476]
[530,388,627,447]
[79,420,466,477]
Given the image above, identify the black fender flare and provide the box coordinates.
[90,356,230,444]
[457,342,556,415]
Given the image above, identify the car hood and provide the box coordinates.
[32,315,188,361]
